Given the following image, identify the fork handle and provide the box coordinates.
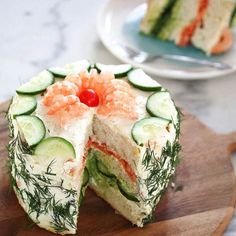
[157,54,232,70]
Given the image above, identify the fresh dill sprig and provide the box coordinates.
[45,159,56,175]
[140,113,181,224]
[51,200,77,233]
[6,115,78,233]
[175,106,182,140]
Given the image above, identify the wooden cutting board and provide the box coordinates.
[0,101,236,236]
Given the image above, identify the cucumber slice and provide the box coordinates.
[79,167,89,206]
[96,159,115,178]
[11,95,37,117]
[128,68,162,91]
[88,153,138,202]
[82,167,89,187]
[146,91,176,121]
[117,179,139,202]
[131,117,170,146]
[95,63,132,78]
[48,60,90,78]
[35,137,76,159]
[47,67,68,78]
[16,115,46,147]
[16,70,54,95]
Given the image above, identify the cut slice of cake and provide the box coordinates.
[7,61,181,234]
[141,0,235,54]
[157,0,209,46]
[191,0,235,54]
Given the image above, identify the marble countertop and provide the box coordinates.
[0,0,235,235]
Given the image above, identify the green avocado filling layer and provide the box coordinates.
[79,167,90,206]
[151,0,177,35]
[157,0,183,40]
[87,149,139,202]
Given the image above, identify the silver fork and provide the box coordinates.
[111,40,232,70]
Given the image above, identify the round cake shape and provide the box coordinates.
[7,60,181,235]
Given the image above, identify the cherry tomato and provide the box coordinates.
[79,89,99,107]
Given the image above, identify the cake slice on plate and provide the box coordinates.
[141,0,235,54]
[7,61,181,234]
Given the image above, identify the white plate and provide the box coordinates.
[97,0,236,80]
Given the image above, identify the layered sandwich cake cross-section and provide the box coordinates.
[7,61,181,234]
[141,0,236,54]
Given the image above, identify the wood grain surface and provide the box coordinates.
[0,101,236,236]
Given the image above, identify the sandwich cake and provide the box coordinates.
[141,0,236,54]
[7,60,181,234]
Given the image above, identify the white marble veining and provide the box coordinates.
[0,0,235,234]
